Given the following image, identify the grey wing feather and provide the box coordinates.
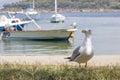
[70,46,81,61]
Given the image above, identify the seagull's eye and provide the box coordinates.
[88,30,91,32]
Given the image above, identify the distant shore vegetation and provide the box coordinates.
[1,0,120,12]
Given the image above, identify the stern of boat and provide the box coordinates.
[66,27,77,43]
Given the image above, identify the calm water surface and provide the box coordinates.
[0,12,120,55]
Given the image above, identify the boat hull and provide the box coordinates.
[51,14,65,23]
[1,28,77,41]
[0,26,4,31]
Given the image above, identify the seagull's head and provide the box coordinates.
[81,29,92,37]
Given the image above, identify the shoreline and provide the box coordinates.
[0,9,120,13]
[0,55,120,66]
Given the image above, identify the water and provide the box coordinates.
[0,12,120,55]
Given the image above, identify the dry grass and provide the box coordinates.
[0,64,120,80]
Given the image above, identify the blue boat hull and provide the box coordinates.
[0,26,5,31]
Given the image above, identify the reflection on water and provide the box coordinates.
[0,40,73,55]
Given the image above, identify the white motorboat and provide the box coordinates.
[0,13,77,41]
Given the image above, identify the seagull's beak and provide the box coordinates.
[81,30,87,33]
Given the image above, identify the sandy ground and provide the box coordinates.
[0,55,120,66]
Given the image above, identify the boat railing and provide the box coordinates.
[24,13,41,30]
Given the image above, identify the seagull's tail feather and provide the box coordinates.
[64,57,71,59]
[69,59,73,61]
[64,57,73,62]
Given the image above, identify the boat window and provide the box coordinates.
[16,20,18,22]
[12,21,16,23]
[11,20,19,23]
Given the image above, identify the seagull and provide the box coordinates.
[65,29,94,67]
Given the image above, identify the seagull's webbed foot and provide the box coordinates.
[78,63,81,67]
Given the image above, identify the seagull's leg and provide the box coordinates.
[79,63,81,67]
[85,62,87,67]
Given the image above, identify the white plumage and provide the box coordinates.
[66,29,94,67]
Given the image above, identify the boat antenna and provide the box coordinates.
[33,0,35,9]
[55,0,57,15]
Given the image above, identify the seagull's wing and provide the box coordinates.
[70,46,81,61]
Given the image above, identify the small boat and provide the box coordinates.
[8,0,38,20]
[0,27,77,41]
[0,15,32,31]
[25,0,37,15]
[24,0,38,20]
[25,8,38,15]
[51,0,65,23]
[51,14,65,23]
